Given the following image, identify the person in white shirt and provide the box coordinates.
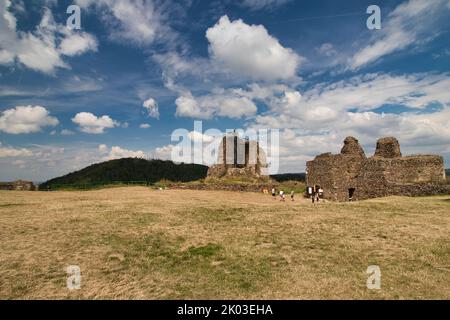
[279,190,285,202]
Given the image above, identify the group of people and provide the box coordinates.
[266,185,324,204]
[307,185,324,204]
[271,187,295,202]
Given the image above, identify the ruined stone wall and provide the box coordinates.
[207,134,268,179]
[306,153,337,199]
[355,156,447,200]
[306,153,365,201]
[0,180,35,191]
[354,155,446,200]
[382,156,445,183]
[352,158,389,200]
[331,154,366,201]
[389,182,450,197]
[306,136,448,201]
[306,137,367,201]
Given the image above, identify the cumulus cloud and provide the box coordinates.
[0,141,33,158]
[0,1,98,73]
[173,83,292,120]
[254,73,450,129]
[143,98,160,119]
[98,144,108,154]
[188,131,215,143]
[0,105,59,134]
[206,15,302,80]
[0,143,97,181]
[75,0,173,46]
[139,123,151,129]
[175,88,257,119]
[99,144,147,160]
[59,32,98,56]
[153,144,174,160]
[349,0,450,70]
[72,112,119,134]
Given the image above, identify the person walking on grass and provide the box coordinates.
[280,190,285,202]
[291,190,295,201]
[272,187,276,199]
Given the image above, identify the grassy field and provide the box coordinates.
[0,187,449,300]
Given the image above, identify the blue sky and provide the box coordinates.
[1,0,449,181]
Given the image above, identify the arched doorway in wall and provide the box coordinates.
[348,188,356,201]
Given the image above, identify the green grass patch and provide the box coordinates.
[187,244,223,257]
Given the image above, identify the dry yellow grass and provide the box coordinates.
[0,187,449,300]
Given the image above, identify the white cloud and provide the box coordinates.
[173,83,291,120]
[0,143,95,181]
[143,98,160,119]
[61,129,75,136]
[349,0,450,70]
[153,144,174,160]
[98,144,108,154]
[98,144,147,160]
[139,123,151,129]
[175,94,205,118]
[0,1,98,73]
[75,0,173,45]
[317,43,337,57]
[0,142,33,157]
[175,88,257,119]
[206,15,302,80]
[59,32,98,56]
[72,112,119,134]
[188,131,214,143]
[108,146,146,160]
[0,105,59,134]
[255,73,450,130]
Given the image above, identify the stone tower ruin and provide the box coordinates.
[207,133,268,179]
[306,136,446,201]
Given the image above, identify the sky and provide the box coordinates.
[0,0,449,181]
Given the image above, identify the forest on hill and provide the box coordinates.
[39,158,209,190]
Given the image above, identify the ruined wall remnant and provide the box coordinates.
[0,180,36,191]
[341,136,366,158]
[207,133,268,180]
[374,137,402,158]
[306,136,447,201]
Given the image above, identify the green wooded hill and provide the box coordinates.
[39,158,208,190]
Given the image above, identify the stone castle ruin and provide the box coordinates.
[0,180,36,191]
[207,133,268,179]
[306,137,447,201]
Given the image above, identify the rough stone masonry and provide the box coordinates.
[306,136,447,201]
[207,132,268,180]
